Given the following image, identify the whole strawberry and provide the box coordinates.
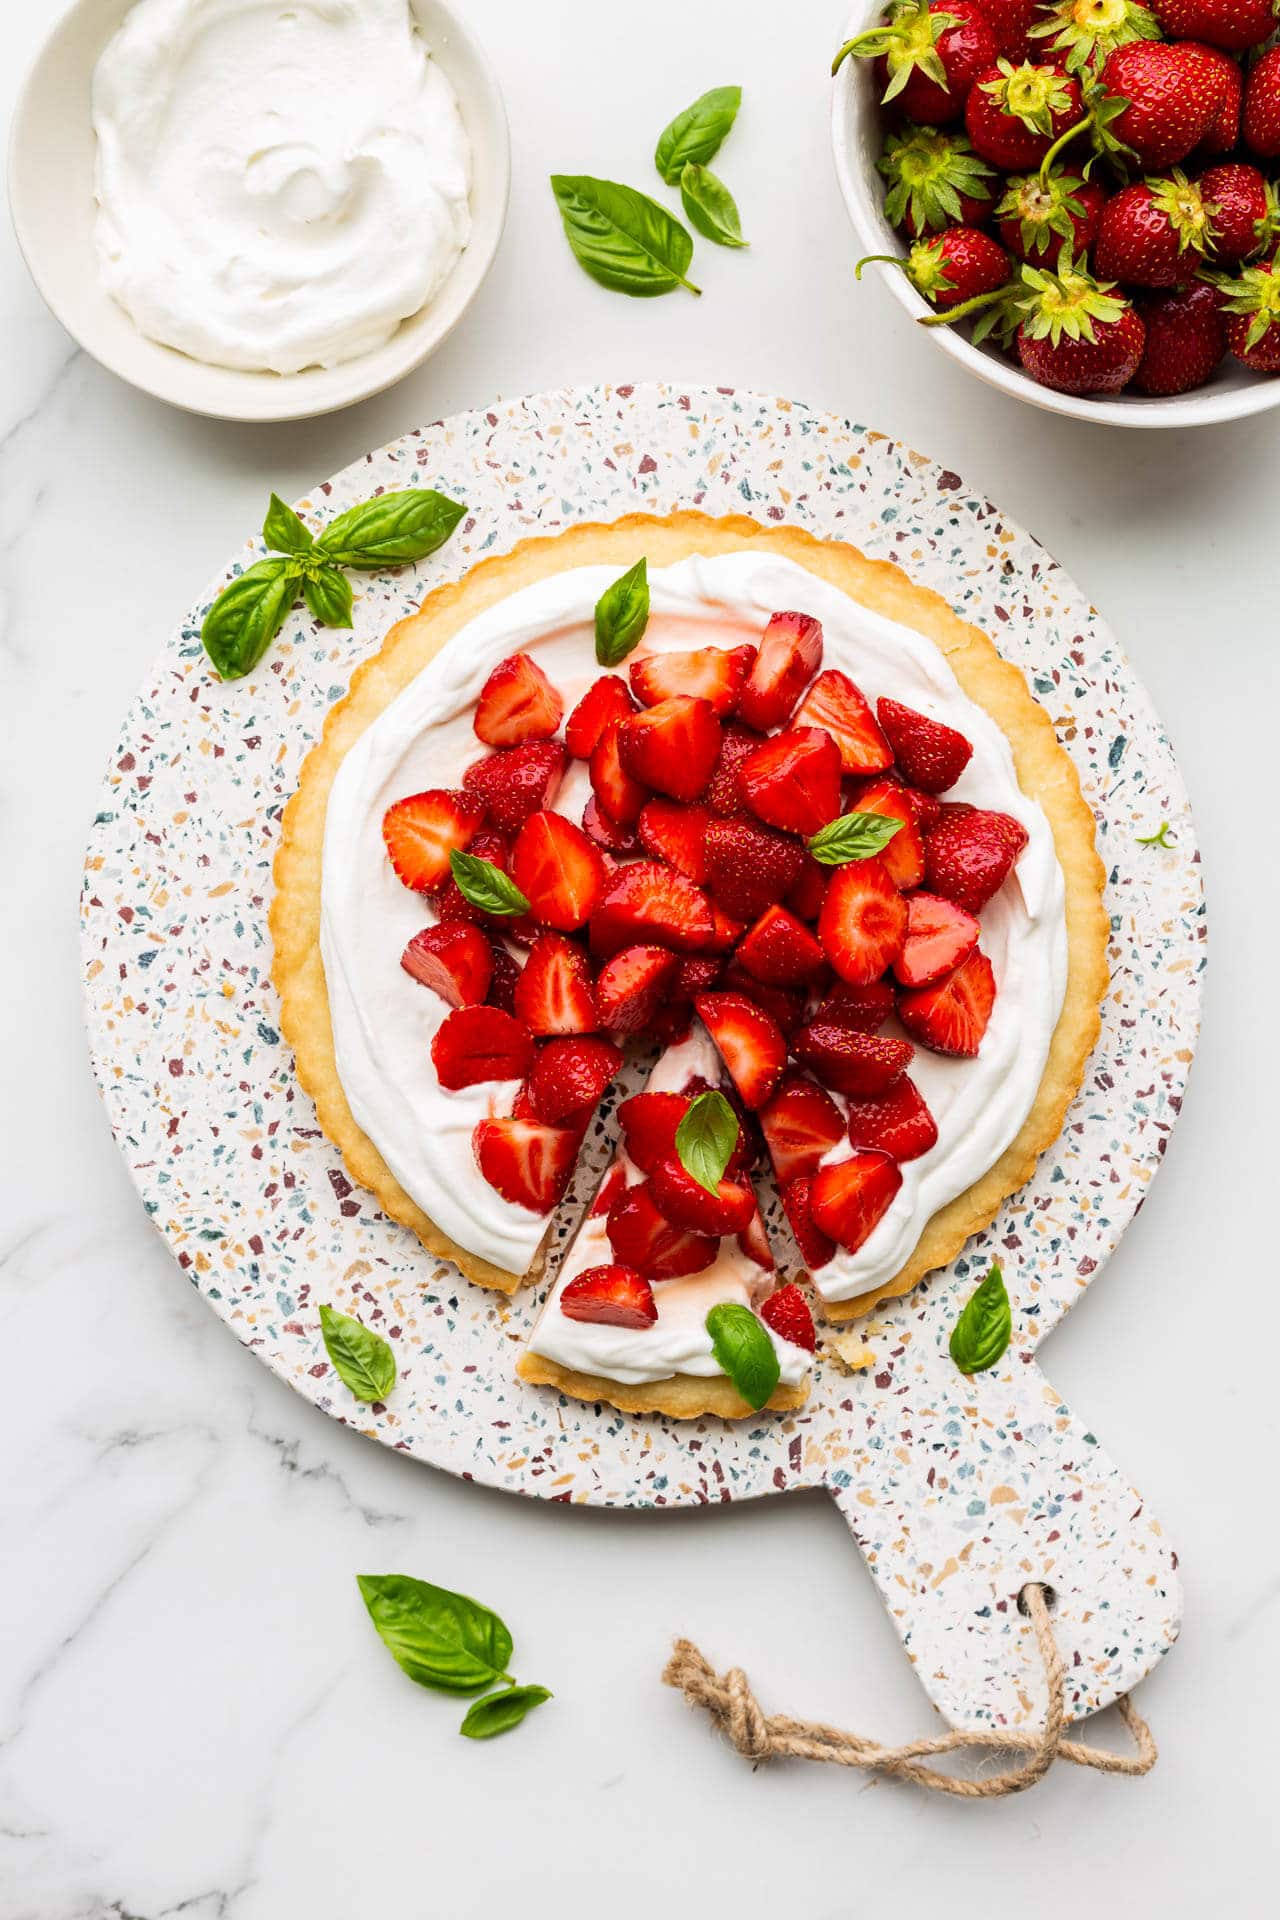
[1193,43,1243,155]
[1200,162,1278,265]
[1243,46,1280,159]
[1014,254,1146,391]
[971,0,1043,58]
[965,59,1085,168]
[1152,0,1278,49]
[878,122,997,234]
[1132,281,1227,391]
[995,168,1106,265]
[833,0,997,124]
[1099,40,1234,167]
[1093,170,1218,286]
[1216,257,1280,370]
[1031,0,1162,77]
[866,225,1014,307]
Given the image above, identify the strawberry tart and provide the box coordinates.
[270,513,1107,1411]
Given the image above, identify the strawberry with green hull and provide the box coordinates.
[1030,0,1162,76]
[1243,47,1280,160]
[878,123,997,235]
[1098,39,1234,168]
[833,0,998,125]
[1192,42,1243,156]
[860,226,1014,310]
[1013,253,1146,394]
[965,60,1085,170]
[971,0,1043,59]
[1093,169,1218,286]
[1215,258,1280,371]
[1132,280,1227,392]
[1199,164,1278,266]
[995,168,1106,265]
[1152,0,1278,49]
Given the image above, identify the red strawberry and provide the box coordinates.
[787,854,828,922]
[473,1116,578,1213]
[526,1035,622,1125]
[814,979,897,1032]
[1100,40,1229,169]
[721,967,807,1035]
[474,652,563,747]
[581,794,638,853]
[565,675,636,759]
[591,1162,628,1218]
[486,943,521,1014]
[1219,257,1280,370]
[703,723,762,815]
[595,944,680,1034]
[1200,162,1277,267]
[924,808,1027,911]
[382,788,486,894]
[463,741,567,835]
[629,645,754,714]
[876,697,974,794]
[649,1155,757,1235]
[617,1090,691,1171]
[843,1076,939,1160]
[1029,0,1163,76]
[675,953,724,999]
[637,798,711,881]
[964,61,1083,171]
[1132,281,1227,393]
[1094,171,1216,287]
[737,612,823,730]
[810,1151,904,1250]
[590,862,714,955]
[617,697,722,802]
[560,1263,657,1329]
[1243,45,1280,158]
[401,923,492,1008]
[759,1282,817,1351]
[834,0,997,126]
[509,811,605,931]
[1153,0,1277,48]
[431,1005,534,1089]
[704,817,805,921]
[1194,41,1243,155]
[1015,257,1145,395]
[792,1020,914,1098]
[759,1072,845,1183]
[894,890,981,987]
[513,932,597,1034]
[895,226,1013,309]
[818,858,909,985]
[589,721,649,826]
[780,1175,836,1270]
[740,727,843,835]
[737,1204,776,1271]
[898,947,998,1055]
[735,905,827,986]
[849,776,926,890]
[707,903,749,952]
[793,671,893,775]
[878,122,997,236]
[694,991,788,1109]
[972,0,1042,59]
[607,1181,717,1279]
[995,170,1105,267]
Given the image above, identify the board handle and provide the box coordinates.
[825,1347,1180,1732]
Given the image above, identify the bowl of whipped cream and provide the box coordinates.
[9,0,509,421]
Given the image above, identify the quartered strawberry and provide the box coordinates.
[474,651,564,747]
[843,1075,939,1161]
[617,1089,691,1172]
[560,1262,657,1329]
[793,670,893,775]
[894,891,980,988]
[382,788,486,894]
[792,1020,914,1098]
[818,858,909,985]
[513,932,597,1034]
[735,906,826,986]
[694,991,787,1109]
[581,794,638,853]
[740,726,843,836]
[759,1283,816,1352]
[849,776,925,890]
[737,1204,775,1270]
[629,644,755,714]
[595,944,680,1034]
[464,741,568,835]
[565,674,636,759]
[813,979,896,1033]
[898,947,997,1056]
[431,1005,535,1089]
[590,862,714,955]
[649,1154,757,1236]
[486,943,522,1014]
[617,696,722,802]
[526,1035,622,1125]
[510,810,606,932]
[810,1151,903,1252]
[876,696,974,793]
[737,611,824,730]
[780,1175,836,1271]
[759,1072,845,1184]
[924,808,1028,912]
[637,798,711,882]
[473,1116,578,1214]
[590,720,650,826]
[704,817,805,922]
[703,723,761,815]
[786,853,828,922]
[401,923,493,1008]
[674,953,724,1000]
[905,787,943,834]
[722,966,806,1034]
[590,1162,628,1218]
[706,902,749,952]
[607,1181,717,1280]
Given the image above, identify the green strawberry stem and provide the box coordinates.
[855,253,911,279]
[832,28,897,74]
[1038,115,1092,187]
[917,280,1019,325]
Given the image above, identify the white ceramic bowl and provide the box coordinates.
[8,0,510,423]
[830,0,1280,427]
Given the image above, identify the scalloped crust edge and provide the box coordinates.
[515,1349,809,1418]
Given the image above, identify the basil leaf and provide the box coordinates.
[201,556,298,681]
[460,1684,552,1740]
[808,809,904,866]
[550,175,700,297]
[263,492,313,555]
[317,489,467,569]
[949,1264,1012,1375]
[449,850,531,917]
[679,164,747,249]
[356,1575,513,1693]
[594,558,650,666]
[319,1303,396,1403]
[303,564,355,630]
[675,1089,739,1196]
[655,86,742,185]
[706,1301,780,1412]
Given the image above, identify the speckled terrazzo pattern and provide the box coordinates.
[81,385,1202,1731]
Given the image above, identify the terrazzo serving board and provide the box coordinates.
[81,383,1203,1734]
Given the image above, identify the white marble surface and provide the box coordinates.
[2,2,1277,1915]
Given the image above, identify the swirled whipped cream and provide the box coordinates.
[92,0,472,374]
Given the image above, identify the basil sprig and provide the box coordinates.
[655,86,742,185]
[550,175,700,296]
[949,1264,1013,1375]
[319,1303,396,1403]
[357,1575,551,1740]
[449,850,530,917]
[594,558,650,665]
[808,809,904,866]
[706,1301,781,1411]
[675,1089,740,1196]
[680,164,747,249]
[201,557,299,681]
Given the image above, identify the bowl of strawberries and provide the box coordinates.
[831,0,1280,422]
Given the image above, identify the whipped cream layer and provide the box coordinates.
[319,551,1067,1298]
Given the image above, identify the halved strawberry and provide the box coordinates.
[607,1181,717,1279]
[793,670,893,775]
[786,853,828,922]
[694,991,787,1109]
[759,1282,816,1352]
[526,1035,622,1125]
[737,611,823,730]
[810,1151,903,1252]
[595,945,679,1035]
[740,726,843,836]
[877,697,973,794]
[474,651,564,747]
[898,948,997,1057]
[589,721,649,826]
[590,1162,628,1217]
[758,1072,845,1184]
[924,810,1028,914]
[464,741,567,835]
[637,798,711,882]
[581,795,638,853]
[473,1116,578,1213]
[813,979,896,1033]
[617,1089,691,1171]
[721,967,806,1035]
[513,933,596,1034]
[560,1262,657,1329]
[780,1175,836,1271]
[848,776,925,890]
[486,943,521,1014]
[629,644,754,715]
[735,905,826,986]
[590,862,714,955]
[704,817,805,922]
[818,858,908,985]
[706,903,748,952]
[843,1076,938,1161]
[431,1006,534,1089]
[509,810,606,932]
[565,675,635,759]
[382,788,486,894]
[793,1020,914,1098]
[894,891,980,989]
[906,787,943,833]
[649,1154,757,1235]
[704,723,761,815]
[737,1204,775,1271]
[618,696,722,801]
[401,923,492,1008]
